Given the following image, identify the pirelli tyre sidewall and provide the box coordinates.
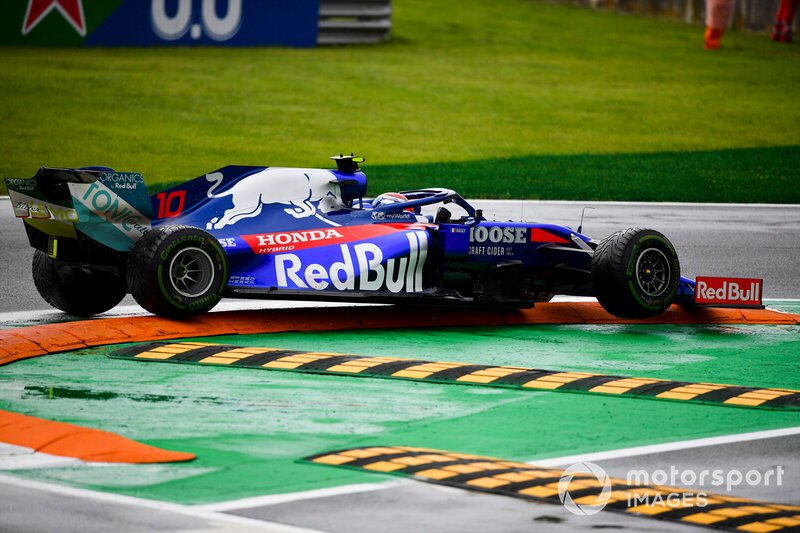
[127,225,227,318]
[590,228,680,319]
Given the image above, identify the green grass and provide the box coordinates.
[369,146,800,201]
[1,0,799,200]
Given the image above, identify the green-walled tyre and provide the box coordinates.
[127,225,227,318]
[590,228,680,319]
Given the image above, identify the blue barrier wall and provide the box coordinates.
[1,0,320,47]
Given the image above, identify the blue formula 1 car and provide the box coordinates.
[5,155,698,319]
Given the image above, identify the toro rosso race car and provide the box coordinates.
[4,156,762,318]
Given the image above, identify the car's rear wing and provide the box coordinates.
[4,167,153,252]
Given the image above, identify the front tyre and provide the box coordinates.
[590,228,680,319]
[127,225,227,318]
[32,251,127,316]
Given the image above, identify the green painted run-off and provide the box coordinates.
[0,305,797,505]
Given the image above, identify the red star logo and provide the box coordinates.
[22,0,86,37]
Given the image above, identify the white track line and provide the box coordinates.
[0,300,379,326]
[0,443,83,470]
[192,426,800,511]
[531,426,800,467]
[1,298,794,327]
[198,481,409,512]
[0,443,87,470]
[0,473,323,533]
[0,297,593,326]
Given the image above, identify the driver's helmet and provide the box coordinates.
[372,192,410,210]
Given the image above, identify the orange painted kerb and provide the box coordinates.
[0,409,195,463]
[1,302,797,367]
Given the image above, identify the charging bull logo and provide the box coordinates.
[206,168,342,230]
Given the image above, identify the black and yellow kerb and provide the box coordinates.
[110,342,800,411]
[304,446,800,532]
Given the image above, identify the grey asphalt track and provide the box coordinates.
[0,474,315,533]
[2,434,796,533]
[1,198,798,314]
[226,433,800,533]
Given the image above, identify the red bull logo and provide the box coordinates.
[695,277,763,307]
[275,232,428,293]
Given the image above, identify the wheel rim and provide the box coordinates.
[635,247,670,297]
[168,247,215,298]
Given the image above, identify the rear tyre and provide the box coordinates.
[590,228,680,318]
[32,251,127,316]
[127,225,227,318]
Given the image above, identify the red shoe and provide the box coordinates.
[773,21,794,43]
[773,21,786,41]
[705,27,723,49]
